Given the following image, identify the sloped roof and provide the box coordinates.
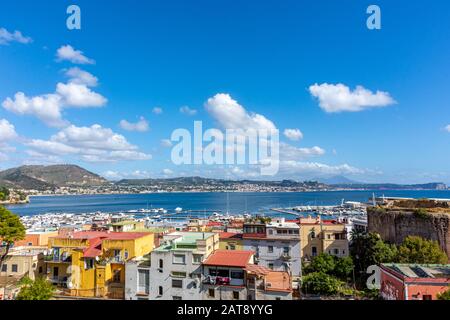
[203,250,254,268]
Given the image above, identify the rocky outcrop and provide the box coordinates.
[368,207,450,257]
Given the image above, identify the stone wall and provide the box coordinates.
[367,207,450,257]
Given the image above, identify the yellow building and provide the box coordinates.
[218,232,244,251]
[299,217,349,261]
[46,231,154,299]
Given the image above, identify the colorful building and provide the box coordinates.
[299,216,349,261]
[146,232,219,300]
[243,218,301,277]
[380,263,450,300]
[46,231,154,299]
[13,230,59,247]
[219,232,243,251]
[202,250,292,300]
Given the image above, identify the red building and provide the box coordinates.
[380,263,450,300]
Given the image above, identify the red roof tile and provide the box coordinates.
[203,250,254,268]
[219,232,243,240]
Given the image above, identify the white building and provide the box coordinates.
[242,218,301,277]
[148,232,219,300]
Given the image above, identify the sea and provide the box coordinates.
[5,190,450,217]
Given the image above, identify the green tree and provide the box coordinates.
[304,253,336,275]
[16,277,55,300]
[0,207,26,269]
[350,231,397,286]
[302,272,343,296]
[333,256,354,280]
[396,236,448,264]
[437,288,450,300]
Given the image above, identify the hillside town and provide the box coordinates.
[1,197,449,301]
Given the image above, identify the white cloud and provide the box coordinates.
[163,168,174,175]
[0,27,32,45]
[26,124,152,163]
[102,170,152,180]
[278,161,366,177]
[65,67,98,87]
[0,119,18,142]
[205,93,276,130]
[445,125,450,132]
[280,143,325,160]
[2,80,107,127]
[161,139,173,148]
[56,45,95,65]
[180,106,198,116]
[2,92,67,127]
[119,117,149,132]
[309,83,396,113]
[56,82,107,107]
[283,128,303,141]
[152,107,163,115]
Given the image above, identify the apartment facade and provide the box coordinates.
[202,250,293,300]
[146,232,219,300]
[219,232,243,251]
[46,231,154,299]
[242,218,301,277]
[299,216,349,261]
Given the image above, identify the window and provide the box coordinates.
[233,291,240,300]
[158,286,163,296]
[173,296,182,300]
[268,263,274,270]
[138,270,150,294]
[1,264,7,272]
[275,297,281,300]
[124,250,129,260]
[268,246,273,253]
[193,254,203,264]
[113,270,121,283]
[310,231,316,239]
[113,249,121,262]
[172,279,183,288]
[28,242,33,246]
[159,259,163,269]
[342,250,346,255]
[230,271,244,279]
[173,254,185,265]
[209,289,215,298]
[312,247,317,257]
[12,264,18,272]
[283,247,290,255]
[334,249,339,255]
[85,258,94,270]
[39,266,43,274]
[229,244,236,250]
[171,271,187,278]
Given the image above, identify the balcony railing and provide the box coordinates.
[280,253,291,261]
[44,254,72,263]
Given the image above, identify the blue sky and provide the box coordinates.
[0,0,449,183]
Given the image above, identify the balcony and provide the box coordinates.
[280,253,291,261]
[44,254,72,263]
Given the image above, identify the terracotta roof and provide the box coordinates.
[219,232,243,240]
[83,237,103,258]
[265,271,292,292]
[245,264,272,275]
[203,250,254,268]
